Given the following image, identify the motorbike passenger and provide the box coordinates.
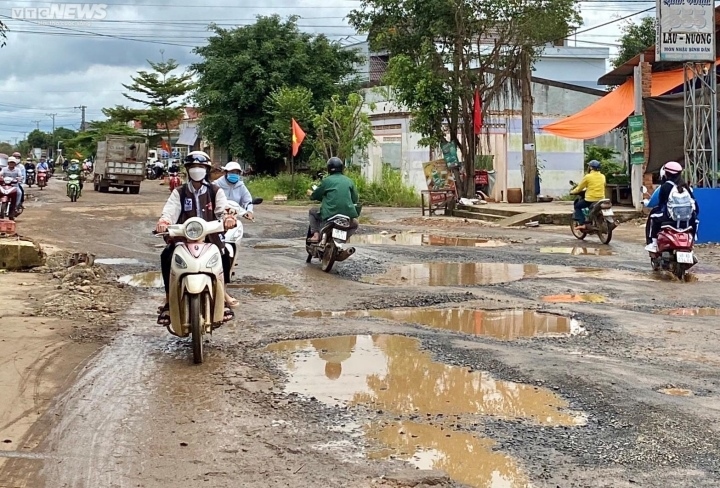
[645,161,699,253]
[67,159,83,192]
[570,160,606,231]
[214,162,254,220]
[307,157,359,243]
[1,157,24,211]
[154,151,238,326]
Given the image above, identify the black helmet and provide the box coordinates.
[327,157,344,174]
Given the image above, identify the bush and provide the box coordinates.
[245,173,314,201]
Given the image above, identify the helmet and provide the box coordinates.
[327,157,344,174]
[7,157,17,164]
[184,150,212,167]
[663,161,683,175]
[588,160,601,169]
[12,152,21,158]
[71,159,79,164]
[222,161,242,173]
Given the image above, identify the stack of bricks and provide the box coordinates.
[640,61,655,191]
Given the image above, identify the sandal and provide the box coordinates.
[157,304,171,326]
[222,307,234,322]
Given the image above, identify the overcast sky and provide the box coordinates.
[0,0,655,143]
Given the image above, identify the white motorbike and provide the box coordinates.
[223,198,262,281]
[156,218,227,364]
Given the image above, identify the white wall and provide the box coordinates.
[533,46,609,89]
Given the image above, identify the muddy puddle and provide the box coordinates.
[658,388,693,396]
[227,283,294,297]
[266,334,583,487]
[539,247,614,256]
[657,308,720,316]
[96,258,147,266]
[355,233,506,247]
[294,308,584,340]
[118,271,162,288]
[542,294,606,303]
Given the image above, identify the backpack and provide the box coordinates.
[666,182,695,223]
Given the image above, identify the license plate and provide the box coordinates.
[676,251,694,264]
[601,209,614,216]
[332,229,347,240]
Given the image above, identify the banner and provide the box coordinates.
[656,0,715,62]
[422,159,457,204]
[628,115,645,165]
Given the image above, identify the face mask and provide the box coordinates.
[188,167,206,182]
[226,173,240,184]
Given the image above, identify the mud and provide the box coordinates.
[118,270,163,288]
[539,246,614,256]
[657,308,720,316]
[95,257,147,265]
[355,233,507,248]
[542,294,606,303]
[227,282,294,297]
[658,388,694,396]
[294,308,584,340]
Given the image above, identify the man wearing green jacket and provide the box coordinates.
[308,157,359,243]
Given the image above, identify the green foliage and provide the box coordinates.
[27,129,52,149]
[314,93,375,162]
[584,145,618,164]
[584,145,628,184]
[191,15,361,172]
[263,86,316,161]
[246,173,315,201]
[0,142,13,155]
[63,121,144,158]
[614,17,656,69]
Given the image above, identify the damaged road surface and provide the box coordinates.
[2,180,720,487]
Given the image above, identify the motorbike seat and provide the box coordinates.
[324,214,352,230]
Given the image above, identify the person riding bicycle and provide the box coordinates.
[570,160,606,231]
[307,157,359,243]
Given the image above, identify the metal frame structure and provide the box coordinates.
[684,62,718,188]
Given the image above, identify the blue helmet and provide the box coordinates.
[588,160,601,170]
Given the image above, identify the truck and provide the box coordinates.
[94,136,147,194]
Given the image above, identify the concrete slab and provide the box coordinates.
[0,238,45,270]
[497,212,540,227]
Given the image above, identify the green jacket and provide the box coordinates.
[311,173,359,220]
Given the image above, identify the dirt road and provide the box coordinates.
[1,177,720,487]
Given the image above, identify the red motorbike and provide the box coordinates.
[649,227,697,280]
[168,172,181,192]
[0,176,21,220]
[37,170,48,190]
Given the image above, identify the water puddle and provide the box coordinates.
[542,294,606,303]
[96,258,147,265]
[657,308,720,316]
[227,283,294,297]
[265,334,584,425]
[367,421,529,487]
[539,247,614,256]
[118,271,163,288]
[355,233,506,247]
[294,308,584,340]
[658,388,693,396]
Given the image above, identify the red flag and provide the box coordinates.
[160,139,171,153]
[291,118,306,157]
[473,89,482,135]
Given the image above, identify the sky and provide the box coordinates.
[0,0,657,143]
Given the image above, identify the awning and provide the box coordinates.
[542,68,689,140]
[176,126,198,146]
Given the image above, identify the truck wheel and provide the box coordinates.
[129,186,140,195]
[99,183,109,193]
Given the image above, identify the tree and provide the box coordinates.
[348,0,581,196]
[64,120,143,157]
[192,15,361,172]
[263,86,316,162]
[0,142,13,155]
[27,129,52,149]
[314,93,375,163]
[614,17,656,69]
[106,57,194,150]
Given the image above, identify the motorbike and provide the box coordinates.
[305,186,360,272]
[37,170,48,190]
[25,168,36,187]
[146,163,158,180]
[224,199,263,280]
[168,171,181,192]
[0,177,21,220]
[569,180,616,244]
[67,173,81,202]
[154,218,228,364]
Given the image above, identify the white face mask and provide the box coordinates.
[188,167,206,182]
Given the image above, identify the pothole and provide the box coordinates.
[118,271,162,288]
[227,283,294,297]
[656,308,720,316]
[294,308,584,340]
[354,233,506,247]
[265,335,584,487]
[658,388,693,396]
[541,294,606,303]
[96,258,147,265]
[539,247,614,256]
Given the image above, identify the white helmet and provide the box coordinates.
[222,161,242,172]
[184,150,212,167]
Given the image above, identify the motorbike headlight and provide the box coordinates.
[206,253,219,268]
[3,177,12,184]
[174,254,187,269]
[185,221,204,240]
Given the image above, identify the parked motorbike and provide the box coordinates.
[67,173,81,202]
[224,199,263,280]
[154,218,229,364]
[25,168,36,187]
[168,171,181,192]
[0,177,21,220]
[37,170,48,190]
[569,180,616,244]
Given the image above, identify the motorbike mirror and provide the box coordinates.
[641,185,648,193]
[569,180,576,186]
[251,197,263,205]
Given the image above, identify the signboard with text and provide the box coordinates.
[628,115,645,165]
[656,0,716,62]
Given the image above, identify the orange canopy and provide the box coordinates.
[542,68,688,140]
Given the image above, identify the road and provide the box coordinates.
[1,176,720,488]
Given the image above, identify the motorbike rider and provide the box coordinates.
[37,158,49,173]
[153,159,165,179]
[67,159,83,192]
[1,157,24,211]
[645,161,699,253]
[570,160,606,231]
[168,159,180,175]
[154,151,238,326]
[307,157,359,243]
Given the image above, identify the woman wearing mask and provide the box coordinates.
[213,162,254,220]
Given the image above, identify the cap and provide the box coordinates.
[222,161,242,172]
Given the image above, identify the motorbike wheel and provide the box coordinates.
[597,220,613,244]
[70,188,77,202]
[306,253,312,263]
[321,242,336,272]
[189,294,204,364]
[673,262,687,281]
[570,220,587,240]
[0,202,8,219]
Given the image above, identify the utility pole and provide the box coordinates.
[75,105,87,131]
[13,137,17,146]
[32,120,40,130]
[46,113,57,159]
[520,46,538,203]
